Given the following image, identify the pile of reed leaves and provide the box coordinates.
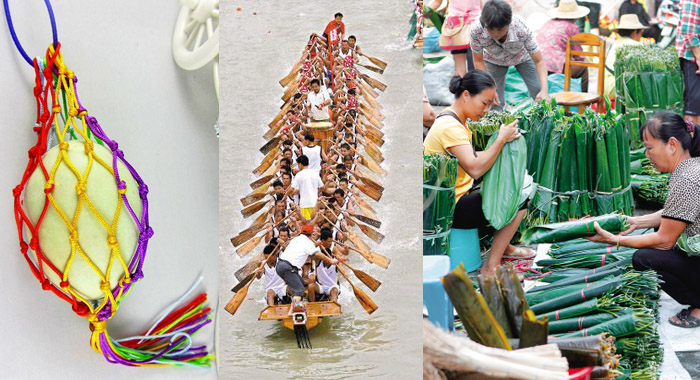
[528,234,664,379]
[614,45,684,148]
[516,100,634,224]
[423,153,458,255]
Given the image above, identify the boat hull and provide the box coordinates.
[259,301,342,330]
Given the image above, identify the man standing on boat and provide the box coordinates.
[307,79,332,123]
[286,155,323,221]
[323,12,345,46]
[276,224,339,315]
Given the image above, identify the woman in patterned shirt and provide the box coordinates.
[588,111,700,328]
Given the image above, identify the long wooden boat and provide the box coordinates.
[225,21,389,349]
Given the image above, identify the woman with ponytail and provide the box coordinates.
[424,70,533,276]
[588,111,700,328]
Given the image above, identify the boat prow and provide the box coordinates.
[259,301,342,330]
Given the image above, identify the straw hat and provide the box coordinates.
[615,14,649,30]
[547,0,590,19]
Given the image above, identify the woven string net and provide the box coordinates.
[10,44,214,366]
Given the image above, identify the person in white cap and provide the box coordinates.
[603,14,648,100]
[536,0,591,92]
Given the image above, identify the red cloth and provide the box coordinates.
[324,20,345,45]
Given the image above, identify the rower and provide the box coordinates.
[276,224,338,316]
[286,155,323,221]
[272,180,285,198]
[257,242,289,306]
[298,133,326,174]
[307,79,331,123]
[347,35,362,55]
[308,229,348,302]
[334,188,355,214]
[281,172,293,194]
[338,40,354,60]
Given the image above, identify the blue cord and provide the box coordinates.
[3,0,58,66]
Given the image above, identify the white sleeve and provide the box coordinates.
[291,174,299,190]
[316,173,324,188]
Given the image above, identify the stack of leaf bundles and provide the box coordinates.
[517,101,634,224]
[614,44,684,148]
[423,153,458,255]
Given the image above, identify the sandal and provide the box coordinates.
[669,307,700,328]
[502,246,537,260]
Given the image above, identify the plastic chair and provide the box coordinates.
[449,228,481,272]
[552,33,606,115]
[423,255,454,331]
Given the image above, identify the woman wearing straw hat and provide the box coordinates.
[603,14,648,100]
[536,0,591,92]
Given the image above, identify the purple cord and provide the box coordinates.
[73,77,152,322]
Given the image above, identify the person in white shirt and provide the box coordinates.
[255,242,288,306]
[275,225,338,314]
[308,229,348,302]
[338,40,355,60]
[298,133,327,173]
[286,155,324,220]
[307,79,331,122]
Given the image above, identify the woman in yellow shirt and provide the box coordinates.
[424,70,534,275]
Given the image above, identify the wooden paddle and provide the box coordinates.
[234,242,282,282]
[354,171,384,193]
[346,231,372,254]
[359,108,383,129]
[240,187,270,207]
[269,101,292,128]
[320,194,381,229]
[260,135,282,155]
[358,80,379,100]
[354,49,387,70]
[231,211,269,247]
[249,174,275,190]
[334,239,390,270]
[279,59,303,87]
[357,223,385,244]
[343,261,381,292]
[360,73,387,92]
[348,212,381,229]
[360,96,383,116]
[234,252,263,281]
[224,277,254,315]
[323,206,384,252]
[225,246,279,315]
[362,130,384,147]
[253,150,279,177]
[351,191,377,215]
[236,231,266,256]
[361,125,384,146]
[355,182,382,202]
[316,250,381,292]
[241,197,272,218]
[263,120,284,141]
[360,101,384,121]
[359,153,386,177]
[357,62,384,75]
[232,205,291,247]
[362,141,384,164]
[337,265,378,315]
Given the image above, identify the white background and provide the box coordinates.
[0,1,219,379]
